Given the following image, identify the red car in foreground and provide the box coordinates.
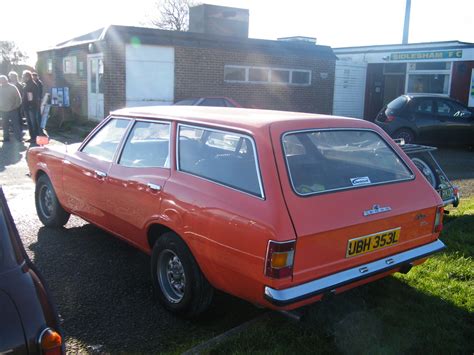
[27,107,445,317]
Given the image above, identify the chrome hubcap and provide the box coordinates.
[158,250,186,303]
[39,185,54,218]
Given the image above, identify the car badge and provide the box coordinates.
[363,204,392,217]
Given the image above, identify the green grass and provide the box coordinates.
[205,199,474,354]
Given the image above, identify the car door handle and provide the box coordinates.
[147,183,162,192]
[94,170,107,179]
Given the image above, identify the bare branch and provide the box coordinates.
[144,0,197,31]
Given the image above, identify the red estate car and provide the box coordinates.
[27,107,445,317]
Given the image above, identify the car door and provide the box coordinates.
[434,98,473,145]
[103,120,171,249]
[61,117,131,227]
[407,98,438,143]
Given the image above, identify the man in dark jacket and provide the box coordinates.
[21,71,39,142]
[0,75,22,142]
[8,71,24,140]
[32,72,43,129]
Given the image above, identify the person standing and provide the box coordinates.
[32,72,43,130]
[22,71,39,142]
[0,75,22,142]
[8,71,24,140]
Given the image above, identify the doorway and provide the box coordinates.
[87,54,104,120]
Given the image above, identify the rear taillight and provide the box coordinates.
[385,115,396,122]
[265,240,295,279]
[39,328,62,355]
[434,206,444,233]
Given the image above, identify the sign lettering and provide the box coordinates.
[390,50,463,61]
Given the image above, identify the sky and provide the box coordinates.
[1,0,473,65]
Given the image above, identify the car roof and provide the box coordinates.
[111,106,368,132]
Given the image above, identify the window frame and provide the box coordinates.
[224,65,312,86]
[405,61,452,95]
[79,116,133,163]
[63,56,77,74]
[176,123,265,199]
[281,128,415,197]
[117,119,172,169]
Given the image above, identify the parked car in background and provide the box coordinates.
[375,94,473,145]
[0,187,63,354]
[27,106,446,317]
[174,96,242,107]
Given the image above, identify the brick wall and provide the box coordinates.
[37,45,89,118]
[174,46,335,114]
[102,41,126,116]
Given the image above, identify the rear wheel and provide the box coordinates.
[35,175,70,227]
[151,232,213,317]
[393,128,415,144]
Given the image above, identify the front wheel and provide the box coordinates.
[35,175,70,227]
[151,232,213,317]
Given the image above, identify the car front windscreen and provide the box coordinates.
[282,129,414,196]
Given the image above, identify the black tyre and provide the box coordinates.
[35,175,70,227]
[393,128,415,144]
[151,232,213,317]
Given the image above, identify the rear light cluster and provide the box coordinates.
[265,240,295,279]
[434,206,444,233]
[39,328,62,355]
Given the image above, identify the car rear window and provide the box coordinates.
[282,129,413,196]
[178,125,264,198]
[387,96,408,110]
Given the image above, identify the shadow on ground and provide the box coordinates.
[0,140,27,173]
[29,222,262,353]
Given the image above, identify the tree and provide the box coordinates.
[148,0,196,31]
[0,41,28,73]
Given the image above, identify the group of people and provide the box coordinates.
[0,70,43,143]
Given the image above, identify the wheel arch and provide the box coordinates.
[147,223,179,251]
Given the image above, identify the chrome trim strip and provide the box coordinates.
[264,239,446,306]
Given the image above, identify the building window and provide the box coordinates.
[406,61,451,95]
[291,70,311,85]
[47,59,53,74]
[249,68,269,82]
[271,69,290,83]
[63,56,77,74]
[224,65,311,86]
[224,66,246,82]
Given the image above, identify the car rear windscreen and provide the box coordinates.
[282,129,414,196]
[387,96,407,110]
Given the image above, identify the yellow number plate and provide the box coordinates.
[346,228,401,258]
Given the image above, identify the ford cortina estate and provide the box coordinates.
[27,107,446,317]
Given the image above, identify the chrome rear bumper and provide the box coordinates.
[264,239,446,306]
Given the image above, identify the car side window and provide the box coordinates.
[81,118,130,162]
[436,100,454,117]
[119,121,171,168]
[178,125,263,198]
[412,99,434,115]
[200,98,228,107]
[436,100,468,119]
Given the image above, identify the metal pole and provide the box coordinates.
[403,0,411,44]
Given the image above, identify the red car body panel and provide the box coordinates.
[27,107,444,310]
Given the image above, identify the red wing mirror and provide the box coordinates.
[36,136,50,146]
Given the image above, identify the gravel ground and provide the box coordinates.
[0,131,472,353]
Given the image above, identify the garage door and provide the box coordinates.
[333,62,367,119]
[126,45,174,107]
